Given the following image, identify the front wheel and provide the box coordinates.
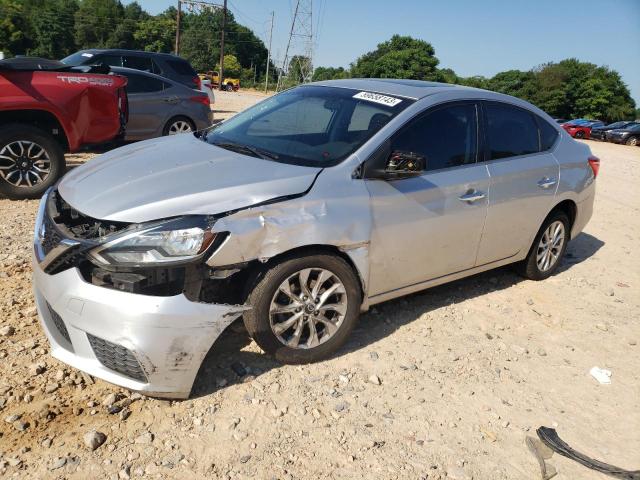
[574,130,585,139]
[226,83,234,92]
[0,123,65,200]
[243,254,362,364]
[516,211,570,280]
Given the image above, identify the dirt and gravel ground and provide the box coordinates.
[0,91,638,479]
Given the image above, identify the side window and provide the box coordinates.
[123,56,153,72]
[151,60,163,75]
[125,73,165,94]
[348,102,392,132]
[96,55,122,67]
[391,103,478,171]
[537,116,559,151]
[166,59,197,76]
[485,103,539,159]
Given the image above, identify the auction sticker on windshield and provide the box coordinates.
[353,91,402,107]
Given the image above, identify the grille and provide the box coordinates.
[46,302,72,345]
[41,214,63,256]
[87,334,147,383]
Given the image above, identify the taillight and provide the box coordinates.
[193,76,202,89]
[190,95,210,107]
[588,155,600,178]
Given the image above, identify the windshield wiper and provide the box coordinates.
[213,141,279,160]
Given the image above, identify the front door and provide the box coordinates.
[475,102,560,265]
[366,101,489,297]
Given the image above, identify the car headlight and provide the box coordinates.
[89,216,218,266]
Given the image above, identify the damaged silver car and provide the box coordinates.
[32,79,597,398]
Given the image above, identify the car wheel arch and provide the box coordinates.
[241,244,368,308]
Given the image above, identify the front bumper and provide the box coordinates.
[33,258,244,398]
[31,193,245,399]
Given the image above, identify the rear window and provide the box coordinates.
[485,102,539,160]
[166,59,197,76]
[124,73,166,93]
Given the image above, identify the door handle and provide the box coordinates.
[164,96,179,103]
[537,177,557,189]
[458,190,486,203]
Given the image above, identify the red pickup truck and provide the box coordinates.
[0,58,128,200]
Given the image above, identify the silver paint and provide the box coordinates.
[35,80,596,397]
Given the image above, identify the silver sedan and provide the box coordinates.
[32,79,597,398]
[112,67,212,140]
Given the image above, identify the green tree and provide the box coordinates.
[74,0,125,49]
[0,0,32,55]
[312,66,348,81]
[350,35,440,80]
[223,54,241,77]
[134,10,175,53]
[30,0,78,58]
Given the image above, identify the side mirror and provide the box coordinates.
[384,150,425,179]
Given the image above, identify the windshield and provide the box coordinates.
[60,51,93,65]
[204,85,413,166]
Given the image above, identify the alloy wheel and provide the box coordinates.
[168,120,193,135]
[536,221,565,272]
[269,268,347,349]
[0,140,51,188]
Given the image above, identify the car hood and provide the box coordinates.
[58,134,322,223]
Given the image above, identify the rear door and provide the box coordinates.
[366,101,490,296]
[475,102,560,265]
[123,73,170,139]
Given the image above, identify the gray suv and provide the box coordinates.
[32,79,597,398]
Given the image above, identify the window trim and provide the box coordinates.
[388,100,481,175]
[479,100,558,163]
[533,114,560,152]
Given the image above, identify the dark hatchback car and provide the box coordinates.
[591,121,639,141]
[607,123,640,146]
[62,49,201,91]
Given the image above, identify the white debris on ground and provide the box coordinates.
[0,91,638,479]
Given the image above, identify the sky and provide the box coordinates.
[132,0,640,103]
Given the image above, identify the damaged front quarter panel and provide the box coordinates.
[206,167,373,307]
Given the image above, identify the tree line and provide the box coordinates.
[0,0,271,84]
[314,35,638,123]
[0,3,637,120]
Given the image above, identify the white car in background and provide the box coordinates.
[200,78,216,104]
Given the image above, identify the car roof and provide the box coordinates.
[309,78,486,100]
[78,49,186,60]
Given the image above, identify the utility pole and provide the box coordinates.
[264,11,274,93]
[175,0,182,55]
[219,0,227,88]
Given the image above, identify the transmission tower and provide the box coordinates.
[276,0,313,91]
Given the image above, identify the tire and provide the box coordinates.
[226,83,234,92]
[243,253,362,364]
[0,123,65,200]
[574,130,585,139]
[516,211,571,281]
[625,136,638,146]
[162,116,195,136]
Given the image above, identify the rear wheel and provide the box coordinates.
[226,83,234,92]
[0,123,65,200]
[625,136,638,146]
[243,253,362,364]
[163,116,195,136]
[517,211,570,280]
